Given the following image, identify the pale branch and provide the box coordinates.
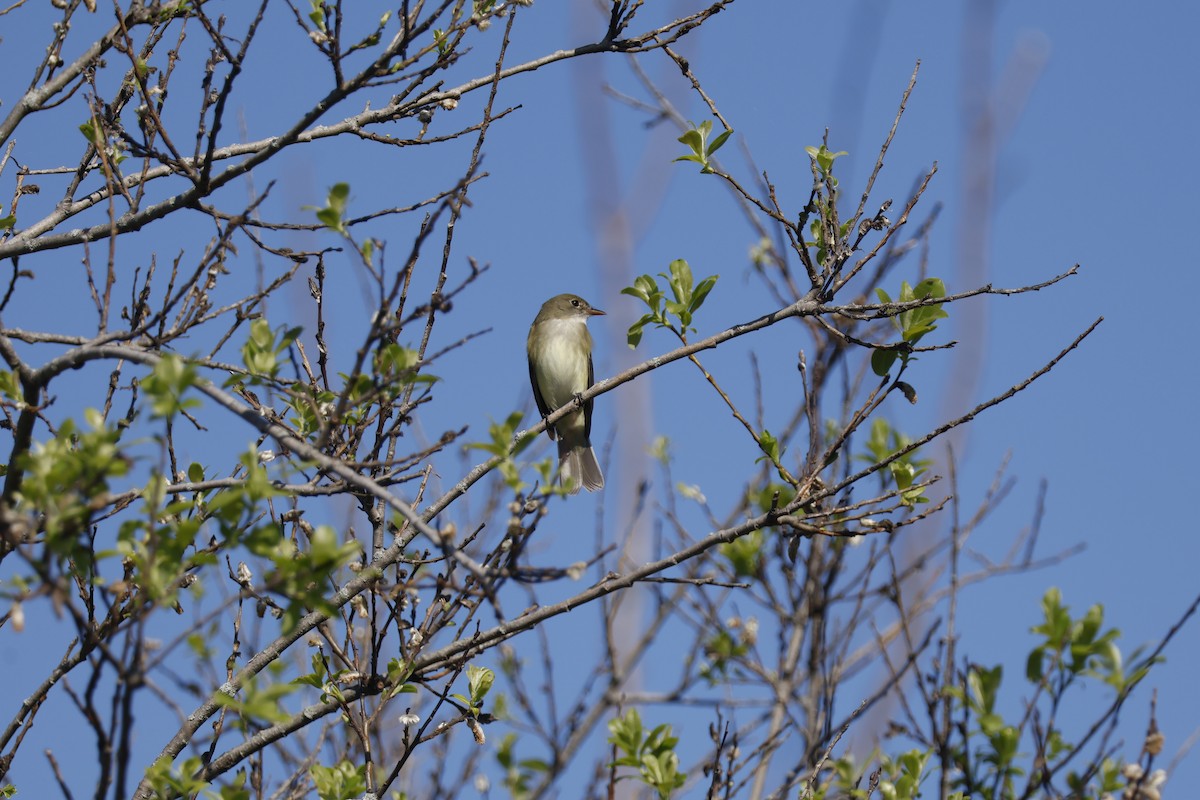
[812,310,958,353]
[831,264,1080,320]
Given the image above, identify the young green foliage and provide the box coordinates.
[1027,587,1151,692]
[876,750,932,800]
[238,318,303,382]
[1065,758,1125,799]
[700,626,752,684]
[115,474,210,606]
[935,588,1159,798]
[496,733,550,800]
[674,119,733,174]
[452,664,495,718]
[344,10,391,54]
[142,353,201,419]
[213,674,299,727]
[388,661,419,699]
[144,755,211,799]
[872,278,949,377]
[860,418,931,506]
[433,28,451,56]
[243,521,363,634]
[202,448,285,543]
[287,385,338,440]
[756,428,781,465]
[816,751,967,800]
[802,145,852,267]
[466,411,531,493]
[719,529,763,578]
[16,410,129,561]
[79,117,128,167]
[308,0,326,32]
[607,708,687,799]
[374,343,437,390]
[805,144,849,185]
[310,182,351,234]
[310,761,367,800]
[623,259,718,347]
[962,665,1022,793]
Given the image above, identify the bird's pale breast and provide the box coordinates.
[532,318,590,409]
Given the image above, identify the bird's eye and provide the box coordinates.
[571,299,580,307]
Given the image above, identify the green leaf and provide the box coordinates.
[375,344,436,387]
[674,119,730,174]
[620,282,650,304]
[806,144,849,179]
[312,183,351,234]
[1026,646,1045,683]
[238,318,302,381]
[665,259,693,303]
[623,262,717,344]
[467,664,495,706]
[79,119,101,145]
[141,353,202,419]
[466,411,529,491]
[144,756,210,797]
[871,348,898,377]
[214,677,297,724]
[677,126,705,154]
[626,314,651,348]
[16,412,130,561]
[690,275,718,314]
[707,128,733,156]
[607,708,645,756]
[308,0,327,33]
[310,761,367,800]
[756,429,781,463]
[607,708,685,798]
[719,531,763,578]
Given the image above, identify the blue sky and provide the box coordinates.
[1,0,1198,795]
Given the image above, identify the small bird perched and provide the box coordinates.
[526,293,605,493]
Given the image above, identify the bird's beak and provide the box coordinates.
[588,307,606,316]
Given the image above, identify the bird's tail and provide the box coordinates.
[558,440,604,494]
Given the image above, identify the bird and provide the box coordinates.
[526,293,605,493]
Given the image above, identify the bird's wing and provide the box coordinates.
[583,351,595,441]
[528,353,557,441]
